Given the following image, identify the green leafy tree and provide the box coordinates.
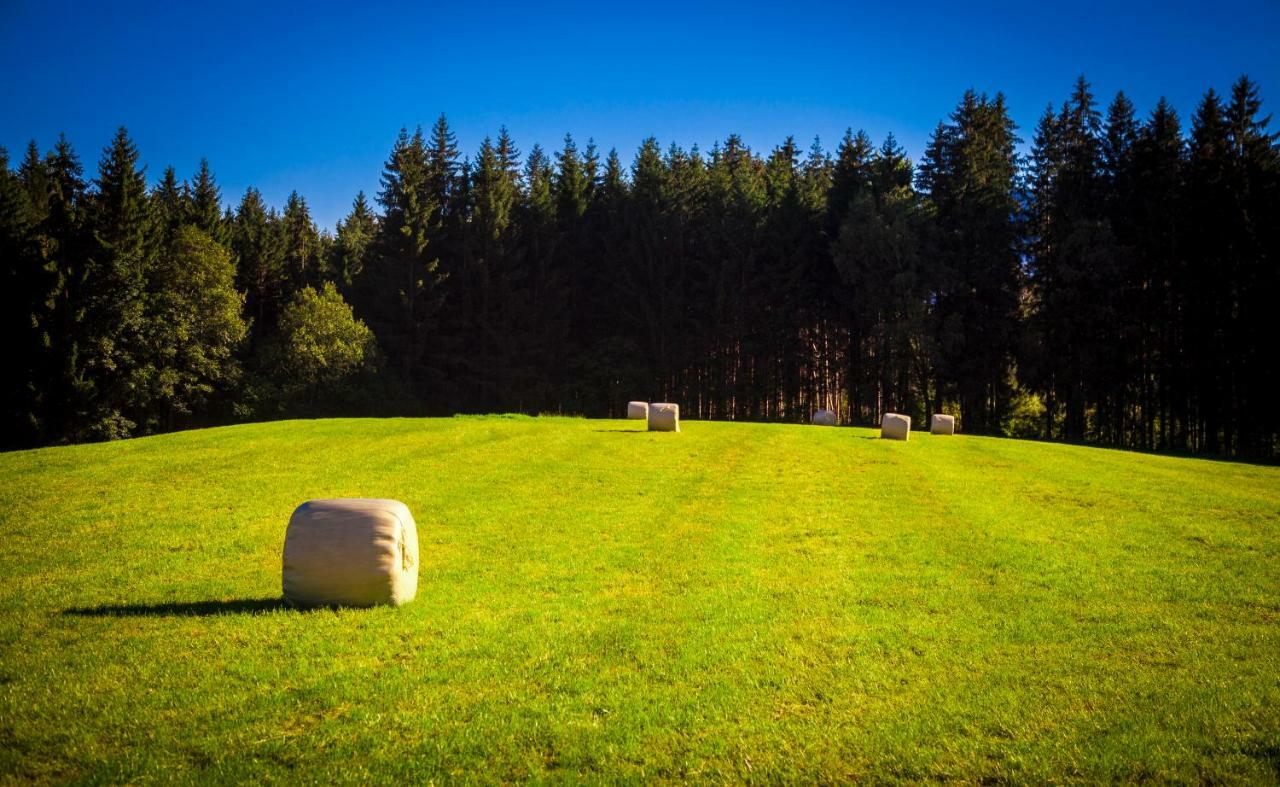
[269,282,377,410]
[141,225,247,431]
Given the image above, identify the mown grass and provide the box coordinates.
[0,416,1277,782]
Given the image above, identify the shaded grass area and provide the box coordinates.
[0,416,1277,782]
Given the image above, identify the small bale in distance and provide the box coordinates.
[627,401,649,420]
[881,412,911,441]
[282,498,419,608]
[648,402,680,432]
[812,409,837,426]
[930,414,956,435]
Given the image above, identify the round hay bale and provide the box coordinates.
[627,401,649,420]
[930,413,956,435]
[648,402,680,432]
[282,498,418,608]
[812,409,837,426]
[881,412,911,441]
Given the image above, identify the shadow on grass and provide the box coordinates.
[64,597,289,618]
[591,429,648,433]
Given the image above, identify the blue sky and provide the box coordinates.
[2,0,1277,230]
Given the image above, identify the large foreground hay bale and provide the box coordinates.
[627,401,649,420]
[648,402,680,432]
[930,414,956,435]
[812,409,837,426]
[881,412,911,441]
[282,498,419,608]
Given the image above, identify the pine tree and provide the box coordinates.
[1186,88,1232,452]
[82,127,153,439]
[1132,97,1186,450]
[333,192,377,288]
[1221,76,1279,456]
[0,147,43,445]
[921,90,1022,434]
[351,127,444,399]
[233,187,287,339]
[554,134,589,223]
[188,158,225,242]
[281,190,323,291]
[18,141,50,223]
[151,166,186,240]
[31,136,88,442]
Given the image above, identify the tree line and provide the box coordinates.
[3,76,1277,458]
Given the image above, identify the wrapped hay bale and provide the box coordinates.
[881,412,911,441]
[648,402,680,432]
[930,414,956,435]
[627,401,649,420]
[812,409,837,426]
[282,498,419,608]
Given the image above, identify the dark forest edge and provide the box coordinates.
[3,76,1277,458]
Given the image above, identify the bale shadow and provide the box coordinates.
[591,429,648,433]
[64,597,289,618]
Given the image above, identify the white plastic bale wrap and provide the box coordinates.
[930,414,956,435]
[627,401,649,420]
[282,498,419,608]
[648,402,680,432]
[812,409,837,426]
[881,412,911,441]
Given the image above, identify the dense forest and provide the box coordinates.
[3,76,1277,458]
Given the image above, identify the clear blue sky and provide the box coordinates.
[2,0,1277,230]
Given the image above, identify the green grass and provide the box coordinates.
[1,416,1277,783]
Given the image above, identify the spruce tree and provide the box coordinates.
[151,166,186,240]
[1186,88,1231,452]
[189,158,225,242]
[83,127,153,439]
[233,187,287,339]
[333,192,377,288]
[921,90,1022,434]
[282,190,323,291]
[351,127,444,398]
[0,147,43,445]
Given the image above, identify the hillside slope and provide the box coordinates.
[1,417,1277,781]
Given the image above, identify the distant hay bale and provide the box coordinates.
[881,413,911,441]
[930,414,956,435]
[282,498,418,608]
[627,401,649,420]
[648,402,680,432]
[812,409,837,426]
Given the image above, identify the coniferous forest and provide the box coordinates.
[3,76,1277,458]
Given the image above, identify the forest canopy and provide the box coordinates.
[3,76,1277,458]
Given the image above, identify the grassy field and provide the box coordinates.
[0,416,1277,782]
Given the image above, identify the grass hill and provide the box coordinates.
[1,416,1277,781]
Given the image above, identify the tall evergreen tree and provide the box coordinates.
[0,147,43,445]
[188,158,225,242]
[82,127,153,438]
[351,127,445,398]
[332,192,377,288]
[233,187,286,339]
[151,166,186,240]
[281,190,323,291]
